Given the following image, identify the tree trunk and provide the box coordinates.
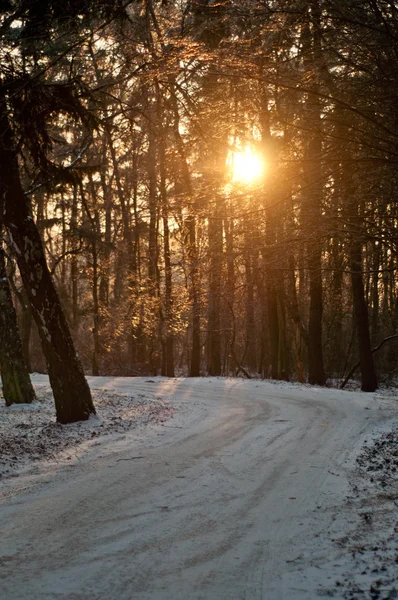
[302,4,326,385]
[266,259,280,379]
[157,86,175,377]
[370,242,381,345]
[146,97,161,375]
[244,224,257,373]
[350,240,378,391]
[162,205,175,377]
[259,86,280,380]
[188,217,201,377]
[0,95,95,423]
[0,245,36,406]
[99,141,112,307]
[224,212,235,374]
[70,185,79,328]
[20,289,33,372]
[167,84,201,376]
[207,205,223,376]
[82,179,101,377]
[147,99,159,285]
[340,112,377,391]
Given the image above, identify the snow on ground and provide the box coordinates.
[327,426,398,599]
[0,376,397,600]
[0,376,176,481]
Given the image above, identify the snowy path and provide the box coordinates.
[0,377,396,599]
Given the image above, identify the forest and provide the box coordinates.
[1,0,398,422]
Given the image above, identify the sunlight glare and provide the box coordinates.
[228,147,266,185]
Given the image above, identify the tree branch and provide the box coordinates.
[340,334,398,389]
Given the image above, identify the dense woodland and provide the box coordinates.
[1,0,398,421]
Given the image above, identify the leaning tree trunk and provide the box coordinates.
[0,95,95,423]
[0,245,36,406]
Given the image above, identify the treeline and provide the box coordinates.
[1,1,398,419]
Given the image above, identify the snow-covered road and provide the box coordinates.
[0,377,396,599]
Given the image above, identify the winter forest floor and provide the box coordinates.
[0,376,176,480]
[0,376,397,600]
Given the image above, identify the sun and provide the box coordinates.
[228,147,266,184]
